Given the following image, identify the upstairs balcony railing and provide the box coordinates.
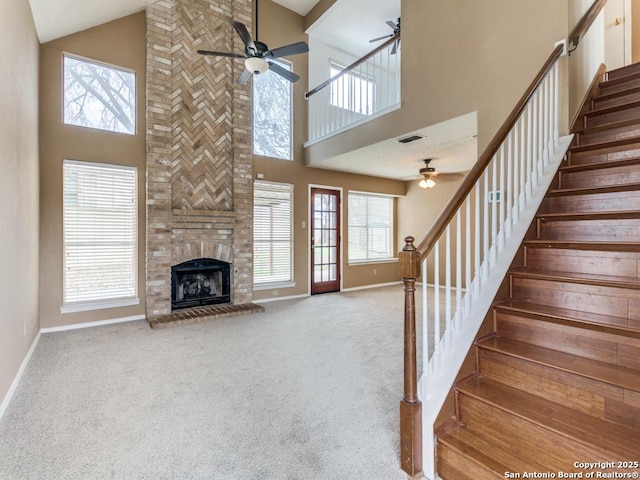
[305,33,401,144]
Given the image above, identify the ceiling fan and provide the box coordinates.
[369,17,401,54]
[417,159,465,189]
[197,21,309,84]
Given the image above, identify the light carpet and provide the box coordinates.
[0,286,411,480]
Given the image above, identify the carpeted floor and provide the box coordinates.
[0,286,410,480]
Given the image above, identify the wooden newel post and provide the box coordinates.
[399,236,423,476]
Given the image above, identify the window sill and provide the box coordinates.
[60,297,140,314]
[348,258,398,267]
[253,281,296,291]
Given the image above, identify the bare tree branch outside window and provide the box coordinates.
[64,55,136,135]
[253,60,292,160]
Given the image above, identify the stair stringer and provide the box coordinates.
[418,134,574,480]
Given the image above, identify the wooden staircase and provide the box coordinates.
[435,64,640,479]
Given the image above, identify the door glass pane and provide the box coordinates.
[329,212,337,228]
[329,264,336,281]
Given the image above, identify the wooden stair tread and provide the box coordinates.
[583,98,640,118]
[593,84,640,104]
[437,433,509,478]
[536,210,640,221]
[547,181,640,197]
[569,133,640,153]
[438,428,544,474]
[600,70,640,89]
[457,377,640,457]
[574,117,640,138]
[494,299,640,335]
[510,267,640,289]
[523,239,640,252]
[478,336,640,392]
[561,156,640,173]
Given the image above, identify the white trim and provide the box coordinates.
[253,281,296,291]
[60,297,140,314]
[348,258,398,266]
[348,189,403,198]
[624,0,632,65]
[253,293,310,304]
[41,314,145,333]
[0,331,41,421]
[341,281,402,292]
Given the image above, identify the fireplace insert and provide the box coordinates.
[171,258,231,310]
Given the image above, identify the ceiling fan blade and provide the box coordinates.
[268,61,300,83]
[369,34,393,43]
[232,21,257,54]
[236,69,252,84]
[391,41,397,55]
[386,20,397,30]
[266,41,309,59]
[197,49,246,59]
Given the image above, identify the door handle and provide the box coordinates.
[615,17,623,26]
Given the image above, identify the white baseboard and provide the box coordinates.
[253,293,310,304]
[40,314,146,333]
[341,281,402,292]
[0,330,41,421]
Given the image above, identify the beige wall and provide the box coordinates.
[253,0,406,301]
[306,0,569,164]
[0,0,40,407]
[39,13,147,328]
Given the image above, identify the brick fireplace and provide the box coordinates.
[145,0,260,326]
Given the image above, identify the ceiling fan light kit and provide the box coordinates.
[418,158,437,189]
[244,56,269,75]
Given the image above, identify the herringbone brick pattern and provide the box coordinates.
[171,0,234,211]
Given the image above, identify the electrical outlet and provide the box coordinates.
[272,290,279,296]
[373,268,377,275]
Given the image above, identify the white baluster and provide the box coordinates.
[422,259,429,365]
[483,171,490,280]
[455,212,462,328]
[434,242,440,359]
[499,143,506,250]
[465,196,472,313]
[445,225,452,345]
[491,155,498,265]
[474,184,481,295]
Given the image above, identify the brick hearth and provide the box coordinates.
[145,0,254,325]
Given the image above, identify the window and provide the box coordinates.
[253,60,292,160]
[254,181,294,285]
[330,62,375,115]
[63,160,138,308]
[348,192,394,263]
[63,54,136,135]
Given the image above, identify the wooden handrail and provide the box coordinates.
[305,33,400,99]
[415,43,564,260]
[568,0,608,52]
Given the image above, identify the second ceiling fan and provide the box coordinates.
[197,20,308,84]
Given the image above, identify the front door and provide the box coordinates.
[310,188,340,294]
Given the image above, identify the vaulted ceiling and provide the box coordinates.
[28,0,320,43]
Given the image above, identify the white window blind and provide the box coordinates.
[253,181,293,284]
[63,160,138,305]
[348,192,394,262]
